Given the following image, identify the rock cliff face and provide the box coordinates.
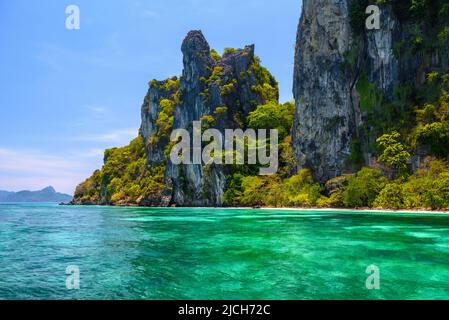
[292,0,449,181]
[71,30,278,207]
[142,31,278,206]
[293,0,356,182]
[72,2,449,208]
[140,77,179,165]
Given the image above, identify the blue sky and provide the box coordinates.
[0,0,301,194]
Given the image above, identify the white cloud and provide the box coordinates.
[0,128,139,193]
[0,148,103,194]
[94,129,137,142]
[0,148,78,175]
[35,40,160,73]
[142,10,159,18]
[0,128,140,194]
[73,128,138,144]
[87,105,108,114]
[80,148,106,158]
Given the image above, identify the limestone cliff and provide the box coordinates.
[292,0,357,182]
[140,77,179,166]
[100,30,278,207]
[164,31,278,206]
[72,30,278,207]
[292,0,449,182]
[73,1,449,207]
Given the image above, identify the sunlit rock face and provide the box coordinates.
[141,30,278,206]
[292,0,448,181]
[293,0,356,182]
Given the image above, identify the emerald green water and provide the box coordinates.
[1,204,449,300]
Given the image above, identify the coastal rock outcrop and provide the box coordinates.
[72,30,278,207]
[292,0,356,182]
[160,30,278,206]
[140,77,179,166]
[292,0,449,182]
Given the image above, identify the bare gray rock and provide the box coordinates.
[141,30,278,206]
[293,0,356,182]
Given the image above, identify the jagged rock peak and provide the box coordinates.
[182,30,211,54]
[181,31,214,79]
[72,29,279,207]
[42,186,56,193]
[180,30,256,82]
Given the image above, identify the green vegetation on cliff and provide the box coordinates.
[223,79,449,209]
[247,101,294,139]
[350,0,449,153]
[278,0,449,210]
[227,76,449,209]
[73,137,166,206]
[225,158,449,210]
[148,77,180,149]
[249,57,279,104]
[73,2,449,211]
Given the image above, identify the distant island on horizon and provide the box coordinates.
[0,186,73,203]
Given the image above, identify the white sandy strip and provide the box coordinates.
[183,206,449,215]
[258,207,449,215]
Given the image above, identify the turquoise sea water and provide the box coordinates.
[1,204,449,300]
